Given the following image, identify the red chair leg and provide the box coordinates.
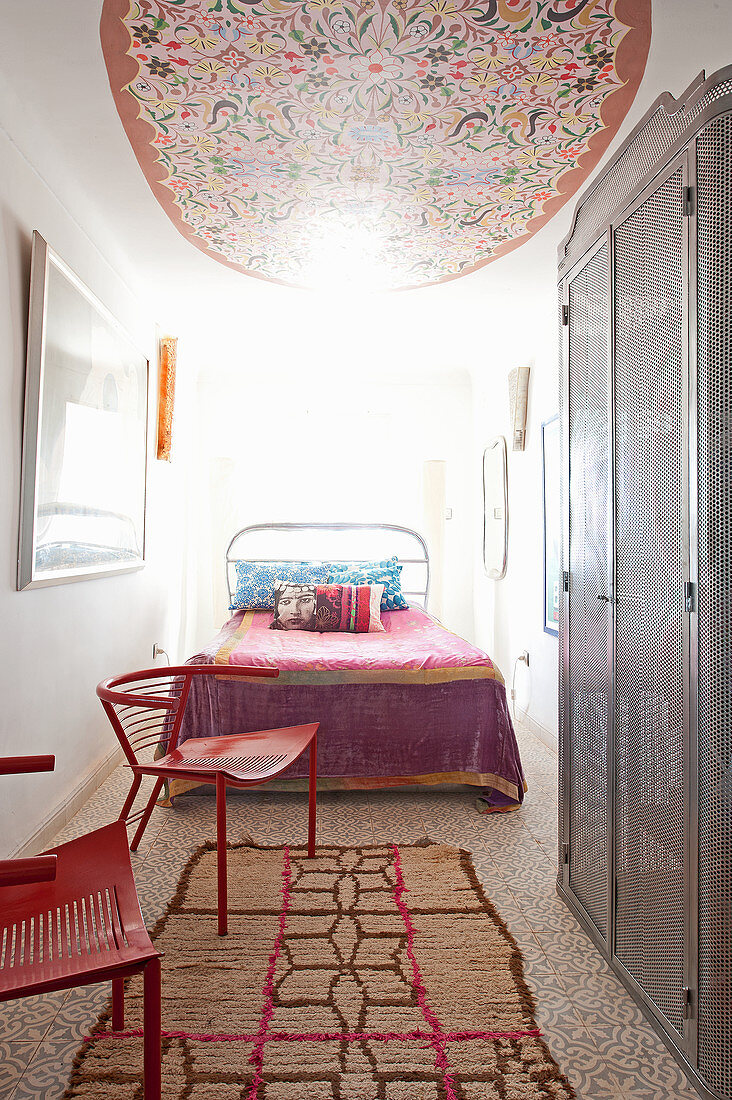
[119,773,142,824]
[143,955,162,1100]
[131,777,166,852]
[112,977,125,1030]
[216,772,228,936]
[307,731,317,859]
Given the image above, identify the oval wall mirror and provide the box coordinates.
[483,437,508,580]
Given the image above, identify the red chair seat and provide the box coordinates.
[0,822,158,998]
[146,725,318,783]
[0,760,161,1098]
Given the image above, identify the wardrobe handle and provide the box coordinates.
[597,594,612,603]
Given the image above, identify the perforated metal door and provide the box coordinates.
[613,165,687,1036]
[696,114,732,1099]
[566,241,611,939]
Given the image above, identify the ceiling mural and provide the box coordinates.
[101,0,650,289]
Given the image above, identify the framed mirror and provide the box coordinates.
[18,232,148,590]
[483,436,508,579]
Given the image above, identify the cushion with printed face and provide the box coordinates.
[314,584,385,633]
[270,581,318,630]
[230,561,329,610]
[327,556,409,611]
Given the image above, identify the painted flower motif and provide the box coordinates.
[222,50,244,67]
[427,45,450,64]
[521,71,559,93]
[179,30,220,51]
[351,165,378,181]
[351,49,403,86]
[134,80,152,93]
[146,58,175,78]
[302,40,329,59]
[307,72,330,90]
[587,48,611,67]
[575,76,597,93]
[420,73,445,91]
[501,64,525,81]
[132,25,161,46]
[473,52,508,72]
[408,22,431,39]
[330,18,352,34]
[254,64,285,81]
[350,123,390,142]
[190,57,227,80]
[556,145,585,160]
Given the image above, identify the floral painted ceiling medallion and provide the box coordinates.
[101,0,650,289]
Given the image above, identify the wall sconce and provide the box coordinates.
[508,366,530,451]
[156,335,177,461]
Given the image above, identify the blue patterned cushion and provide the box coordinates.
[230,561,330,610]
[327,557,409,611]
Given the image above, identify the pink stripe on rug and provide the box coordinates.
[246,844,293,1100]
[84,1026,543,1045]
[390,842,458,1100]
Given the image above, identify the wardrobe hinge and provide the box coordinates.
[683,986,695,1020]
[563,571,570,592]
[684,580,695,613]
[683,186,695,216]
[562,304,569,326]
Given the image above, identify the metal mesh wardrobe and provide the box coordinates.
[557,67,732,1100]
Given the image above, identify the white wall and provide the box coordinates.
[0,117,185,856]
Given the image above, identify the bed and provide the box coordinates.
[172,523,526,811]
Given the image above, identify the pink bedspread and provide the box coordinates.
[181,607,524,809]
[204,607,503,685]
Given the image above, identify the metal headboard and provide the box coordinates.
[225,522,430,608]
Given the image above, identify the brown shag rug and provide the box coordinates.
[64,841,575,1099]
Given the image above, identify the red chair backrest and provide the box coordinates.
[97,664,279,765]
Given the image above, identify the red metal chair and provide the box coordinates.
[97,664,319,935]
[0,756,161,1098]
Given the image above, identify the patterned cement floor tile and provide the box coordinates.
[534,927,613,976]
[470,855,509,891]
[0,991,66,1045]
[591,1025,702,1099]
[9,1038,81,1099]
[0,1041,40,1097]
[43,985,109,1044]
[531,985,587,1030]
[317,825,376,846]
[371,827,429,845]
[511,887,580,932]
[539,1024,628,1100]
